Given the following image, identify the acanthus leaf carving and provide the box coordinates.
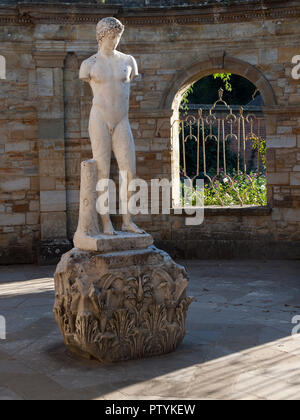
[54,249,193,362]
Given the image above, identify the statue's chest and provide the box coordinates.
[90,59,131,83]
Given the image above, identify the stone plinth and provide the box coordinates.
[74,231,154,253]
[54,246,193,363]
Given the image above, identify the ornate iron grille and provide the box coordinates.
[174,89,267,207]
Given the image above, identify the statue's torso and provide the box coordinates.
[83,51,134,126]
[90,53,132,85]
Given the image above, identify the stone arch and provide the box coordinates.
[162,54,277,112]
[0,55,6,80]
[164,54,277,207]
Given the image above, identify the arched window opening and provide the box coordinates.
[0,55,6,80]
[172,74,267,208]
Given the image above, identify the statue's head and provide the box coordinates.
[96,17,125,49]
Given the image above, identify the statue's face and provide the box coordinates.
[101,31,122,51]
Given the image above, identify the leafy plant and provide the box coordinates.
[214,73,232,92]
[180,84,194,114]
[251,136,267,170]
[184,74,256,106]
[181,171,267,207]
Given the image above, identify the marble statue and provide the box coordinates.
[74,17,147,251]
[53,18,193,363]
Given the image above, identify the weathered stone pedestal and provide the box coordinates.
[54,245,193,363]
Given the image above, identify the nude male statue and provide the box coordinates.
[79,17,144,236]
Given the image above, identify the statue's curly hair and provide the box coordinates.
[96,17,125,44]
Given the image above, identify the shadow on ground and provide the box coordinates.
[0,260,300,400]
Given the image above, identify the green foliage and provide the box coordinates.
[180,129,267,206]
[180,84,194,114]
[178,75,266,207]
[204,172,267,206]
[214,73,232,92]
[182,172,267,207]
[252,136,267,170]
[184,74,257,106]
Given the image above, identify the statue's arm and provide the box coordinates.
[129,55,139,81]
[79,59,92,83]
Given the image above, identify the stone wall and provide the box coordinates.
[0,40,40,264]
[0,0,268,6]
[0,0,300,263]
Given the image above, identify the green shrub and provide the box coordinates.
[181,172,267,207]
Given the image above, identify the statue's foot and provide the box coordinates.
[103,223,117,236]
[122,222,145,235]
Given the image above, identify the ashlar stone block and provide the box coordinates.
[291,173,300,186]
[37,68,53,97]
[267,135,297,149]
[40,191,66,212]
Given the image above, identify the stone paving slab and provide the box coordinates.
[0,260,300,400]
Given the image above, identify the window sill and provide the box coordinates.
[171,205,272,217]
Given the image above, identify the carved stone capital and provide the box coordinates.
[54,246,193,362]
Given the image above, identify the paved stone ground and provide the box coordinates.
[0,260,300,400]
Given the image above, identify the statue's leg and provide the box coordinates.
[89,107,116,236]
[112,117,145,234]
